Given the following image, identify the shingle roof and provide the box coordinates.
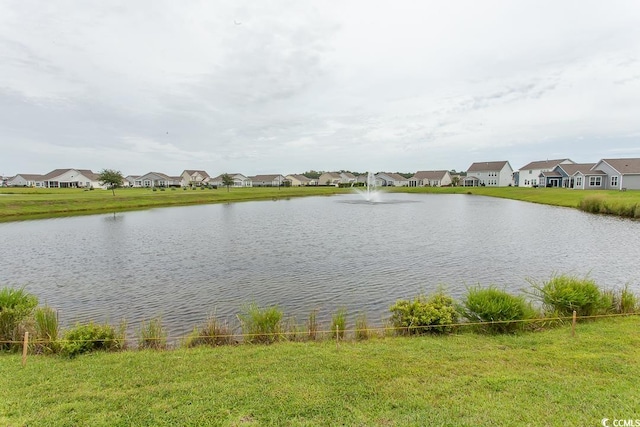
[41,169,98,181]
[287,174,311,182]
[184,170,210,179]
[519,159,572,171]
[12,174,44,181]
[380,172,408,181]
[599,158,640,174]
[557,163,600,176]
[251,174,283,181]
[467,161,510,172]
[411,170,449,180]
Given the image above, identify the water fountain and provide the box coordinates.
[353,171,381,203]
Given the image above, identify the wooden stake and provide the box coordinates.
[571,310,577,337]
[21,331,29,367]
[336,325,339,350]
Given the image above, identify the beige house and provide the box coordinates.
[181,170,210,187]
[409,170,452,187]
[41,169,104,189]
[318,172,356,186]
[209,173,252,188]
[286,174,317,186]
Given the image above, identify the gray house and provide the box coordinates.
[593,158,640,190]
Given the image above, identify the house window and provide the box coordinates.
[611,176,618,187]
[589,176,602,187]
[576,176,582,186]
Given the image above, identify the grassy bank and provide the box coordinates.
[393,186,640,218]
[0,186,349,222]
[2,185,639,222]
[1,317,638,426]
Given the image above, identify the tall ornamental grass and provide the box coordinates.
[0,287,38,351]
[184,315,233,348]
[237,303,283,344]
[330,308,347,340]
[530,274,607,317]
[138,318,167,350]
[463,286,537,333]
[34,306,59,354]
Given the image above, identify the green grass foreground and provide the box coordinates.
[2,317,639,426]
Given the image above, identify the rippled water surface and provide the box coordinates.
[2,193,639,336]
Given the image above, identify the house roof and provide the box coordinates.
[183,170,210,179]
[379,172,407,181]
[250,174,283,181]
[556,163,601,176]
[341,172,356,179]
[599,158,640,174]
[41,169,98,181]
[322,172,342,179]
[519,159,572,171]
[411,170,449,180]
[287,174,311,182]
[211,173,247,180]
[12,174,44,181]
[467,161,510,172]
[540,171,562,177]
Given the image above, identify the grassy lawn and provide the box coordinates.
[1,316,638,426]
[0,186,349,222]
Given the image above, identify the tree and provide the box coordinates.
[98,169,124,196]
[221,173,234,192]
[451,176,461,187]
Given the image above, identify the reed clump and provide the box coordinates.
[237,303,283,344]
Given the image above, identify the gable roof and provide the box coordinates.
[287,174,311,182]
[183,170,210,179]
[467,161,510,172]
[598,158,640,174]
[556,163,601,176]
[519,159,572,171]
[410,170,449,180]
[11,174,44,181]
[378,172,408,181]
[41,169,98,181]
[250,174,283,181]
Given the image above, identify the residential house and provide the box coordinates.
[318,172,356,186]
[7,174,44,187]
[409,170,452,187]
[124,175,140,187]
[208,173,252,188]
[517,159,574,187]
[375,172,409,187]
[465,161,514,187]
[592,158,640,190]
[181,170,210,187]
[133,172,182,188]
[286,174,317,186]
[249,174,286,187]
[41,169,103,188]
[542,163,605,189]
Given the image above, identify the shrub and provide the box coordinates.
[0,287,38,351]
[389,291,458,335]
[237,303,283,344]
[34,306,59,354]
[330,308,347,340]
[531,274,607,317]
[183,315,233,348]
[463,286,537,333]
[138,318,167,350]
[61,322,123,357]
[602,285,638,314]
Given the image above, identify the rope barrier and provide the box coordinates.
[1,312,638,346]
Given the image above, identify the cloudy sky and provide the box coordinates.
[1,1,640,177]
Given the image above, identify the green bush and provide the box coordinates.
[0,287,38,351]
[238,303,283,344]
[531,274,607,317]
[389,291,458,335]
[138,318,167,350]
[61,322,124,357]
[330,308,347,340]
[463,286,537,333]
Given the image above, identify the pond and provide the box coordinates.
[1,193,639,337]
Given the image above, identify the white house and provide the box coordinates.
[209,173,252,188]
[409,170,452,187]
[133,172,182,188]
[124,175,140,187]
[517,159,574,187]
[180,170,210,187]
[41,169,104,189]
[465,161,514,187]
[592,158,640,190]
[375,172,409,187]
[249,174,286,187]
[7,174,44,187]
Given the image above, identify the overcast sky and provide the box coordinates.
[1,1,640,177]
